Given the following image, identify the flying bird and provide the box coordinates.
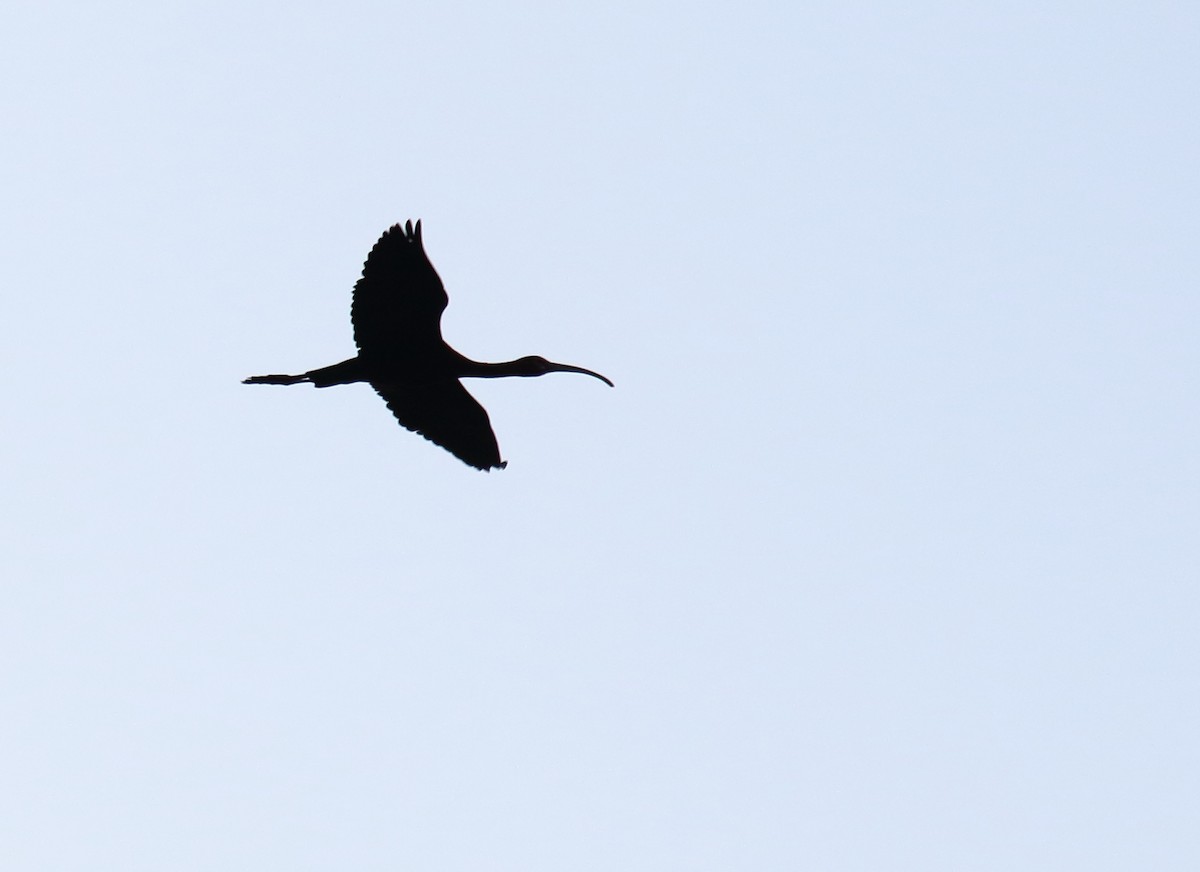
[244,220,611,470]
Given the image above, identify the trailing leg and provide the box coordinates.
[243,372,308,385]
[242,356,367,388]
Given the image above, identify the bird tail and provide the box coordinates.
[242,373,309,385]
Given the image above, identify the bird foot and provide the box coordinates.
[243,374,307,385]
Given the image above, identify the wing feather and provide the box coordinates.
[351,221,448,355]
[373,379,506,471]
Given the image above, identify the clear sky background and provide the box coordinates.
[2,2,1197,869]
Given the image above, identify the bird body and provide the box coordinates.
[244,221,611,470]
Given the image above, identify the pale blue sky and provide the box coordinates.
[2,2,1197,869]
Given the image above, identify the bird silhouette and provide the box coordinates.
[244,220,611,470]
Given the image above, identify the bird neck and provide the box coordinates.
[458,357,536,379]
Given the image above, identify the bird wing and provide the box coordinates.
[351,221,449,355]
[373,379,506,471]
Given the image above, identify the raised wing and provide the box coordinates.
[351,221,448,356]
[373,379,507,471]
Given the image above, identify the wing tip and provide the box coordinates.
[387,219,423,244]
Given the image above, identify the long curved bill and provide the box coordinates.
[547,361,614,387]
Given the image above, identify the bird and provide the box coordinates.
[243,220,611,470]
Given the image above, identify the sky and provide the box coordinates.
[2,1,1198,869]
